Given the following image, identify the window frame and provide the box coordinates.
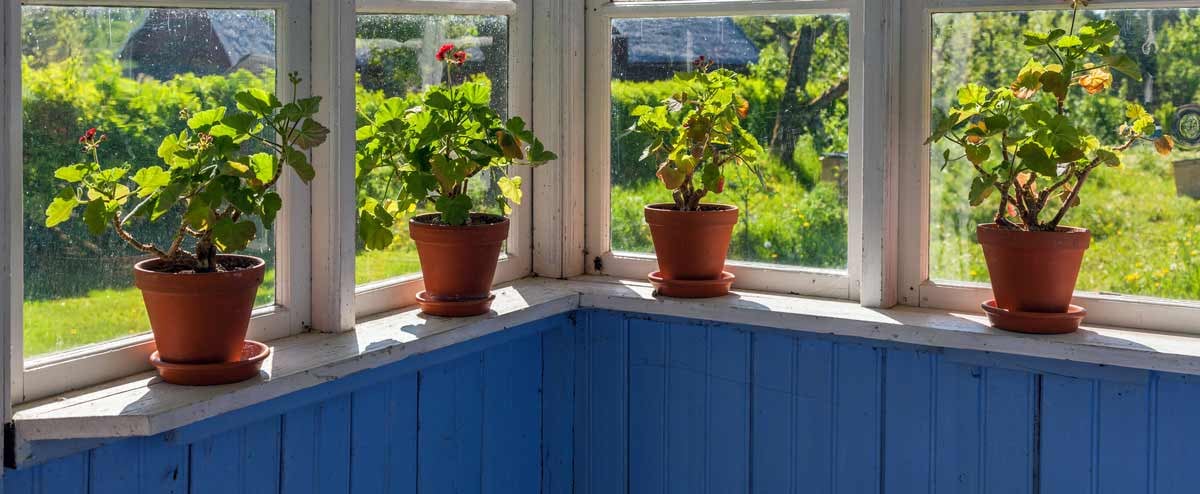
[350,0,537,318]
[6,0,314,402]
[896,0,1200,334]
[581,0,896,304]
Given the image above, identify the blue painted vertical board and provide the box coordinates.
[542,322,575,494]
[419,353,484,494]
[1096,380,1149,494]
[1154,373,1200,494]
[629,319,668,494]
[89,439,140,493]
[981,368,1035,494]
[833,343,880,494]
[707,325,749,494]
[4,465,35,494]
[1039,375,1095,494]
[794,338,834,493]
[751,332,796,494]
[36,451,87,494]
[351,375,418,494]
[586,310,628,494]
[242,416,282,494]
[666,322,707,494]
[573,312,593,494]
[189,427,245,493]
[482,335,542,494]
[351,381,401,494]
[882,348,933,493]
[281,397,352,494]
[933,358,982,494]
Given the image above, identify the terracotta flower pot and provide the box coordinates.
[977,223,1091,314]
[644,203,738,297]
[410,213,509,316]
[134,255,266,364]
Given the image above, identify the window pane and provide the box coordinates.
[21,7,277,358]
[930,9,1200,301]
[354,14,510,286]
[610,16,850,269]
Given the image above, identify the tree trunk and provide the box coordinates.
[769,24,822,168]
[195,236,218,273]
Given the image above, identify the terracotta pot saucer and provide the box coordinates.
[981,299,1086,335]
[648,271,735,298]
[150,340,270,386]
[416,291,496,317]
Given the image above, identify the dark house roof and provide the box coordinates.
[611,17,759,80]
[120,10,275,81]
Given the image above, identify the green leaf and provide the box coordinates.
[249,153,277,184]
[356,125,377,142]
[965,143,991,166]
[969,176,994,207]
[157,133,188,168]
[424,90,454,110]
[1095,148,1122,167]
[498,176,523,206]
[235,89,280,115]
[183,201,212,230]
[131,166,170,197]
[1056,35,1083,49]
[260,191,282,228]
[1103,54,1142,81]
[1016,143,1057,177]
[220,112,257,134]
[435,194,473,226]
[212,218,257,252]
[357,207,395,251]
[187,108,227,131]
[83,199,108,236]
[956,84,988,107]
[294,118,330,149]
[284,148,316,182]
[45,189,79,228]
[152,181,185,220]
[54,164,91,183]
[460,82,490,107]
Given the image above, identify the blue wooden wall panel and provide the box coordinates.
[7,309,1200,494]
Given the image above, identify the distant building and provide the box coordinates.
[120,10,275,81]
[611,17,760,81]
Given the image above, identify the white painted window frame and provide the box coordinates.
[897,0,1200,333]
[350,0,538,319]
[5,0,315,403]
[580,0,901,305]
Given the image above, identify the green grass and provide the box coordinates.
[23,251,420,357]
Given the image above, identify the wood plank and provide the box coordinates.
[1039,375,1095,494]
[794,338,834,493]
[90,437,186,494]
[572,312,592,494]
[629,318,668,494]
[751,332,795,494]
[419,353,484,494]
[37,452,87,494]
[483,335,542,494]
[281,397,351,494]
[241,416,282,494]
[707,325,749,494]
[1154,373,1200,494]
[349,376,417,494]
[833,343,880,494]
[541,321,575,494]
[586,310,628,494]
[189,427,244,493]
[666,322,706,494]
[933,358,982,494]
[1096,379,1150,494]
[981,368,1034,494]
[882,348,933,493]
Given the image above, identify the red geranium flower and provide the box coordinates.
[435,43,455,61]
[452,50,468,65]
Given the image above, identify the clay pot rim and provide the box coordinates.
[976,223,1089,235]
[134,254,266,277]
[409,212,510,229]
[644,203,739,213]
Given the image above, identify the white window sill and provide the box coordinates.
[14,275,1200,448]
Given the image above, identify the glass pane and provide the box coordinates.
[354,14,510,286]
[610,16,850,269]
[930,9,1200,301]
[21,7,277,358]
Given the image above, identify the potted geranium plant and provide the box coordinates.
[926,0,1173,333]
[628,56,764,298]
[45,73,328,384]
[355,44,556,317]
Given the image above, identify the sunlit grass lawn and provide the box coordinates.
[23,250,420,357]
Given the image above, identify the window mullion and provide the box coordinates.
[2,0,18,439]
[310,0,358,333]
